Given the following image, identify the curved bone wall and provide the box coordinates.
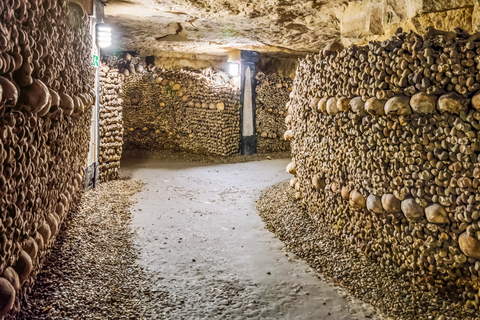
[0,1,94,317]
[287,29,480,308]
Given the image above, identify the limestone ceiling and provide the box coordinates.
[102,0,343,55]
[102,0,480,56]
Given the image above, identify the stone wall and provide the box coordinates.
[338,0,480,47]
[0,1,94,317]
[256,54,300,79]
[99,66,123,181]
[150,52,230,71]
[287,29,480,308]
[255,72,292,153]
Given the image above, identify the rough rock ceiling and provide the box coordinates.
[103,0,343,55]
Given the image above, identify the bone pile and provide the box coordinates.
[0,0,94,318]
[255,72,292,152]
[120,67,241,157]
[99,65,123,182]
[287,28,480,309]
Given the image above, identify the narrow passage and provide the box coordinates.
[121,158,378,319]
[21,158,379,319]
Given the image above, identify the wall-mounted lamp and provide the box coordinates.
[228,62,239,77]
[96,24,112,48]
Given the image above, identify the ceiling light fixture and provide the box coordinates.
[228,62,239,77]
[96,24,112,48]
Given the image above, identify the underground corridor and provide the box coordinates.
[2,0,480,319]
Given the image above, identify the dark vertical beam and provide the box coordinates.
[239,50,258,155]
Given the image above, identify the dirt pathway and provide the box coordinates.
[120,158,381,320]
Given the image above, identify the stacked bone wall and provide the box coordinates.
[100,55,297,157]
[255,72,292,153]
[0,1,94,318]
[121,67,241,157]
[99,66,123,181]
[287,29,480,308]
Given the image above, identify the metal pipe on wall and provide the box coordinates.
[83,0,105,190]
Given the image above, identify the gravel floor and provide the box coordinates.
[17,157,387,319]
[121,149,290,164]
[257,181,480,320]
[18,179,177,319]
[120,158,381,320]
[16,157,392,320]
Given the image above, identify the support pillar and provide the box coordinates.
[239,50,258,155]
